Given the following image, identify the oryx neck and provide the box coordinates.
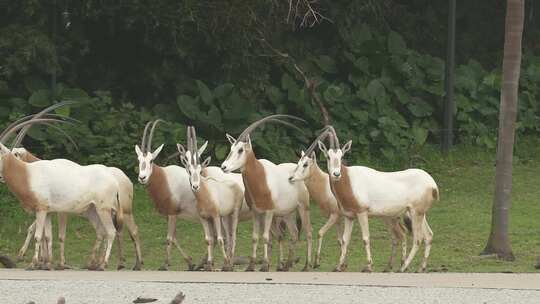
[146,164,176,215]
[3,153,41,212]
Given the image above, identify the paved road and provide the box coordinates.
[1,270,540,303]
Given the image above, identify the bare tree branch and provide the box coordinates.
[258,35,330,125]
[286,0,331,30]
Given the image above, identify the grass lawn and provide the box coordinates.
[1,138,540,272]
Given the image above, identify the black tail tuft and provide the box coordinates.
[403,213,413,233]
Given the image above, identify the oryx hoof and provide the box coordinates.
[41,262,53,271]
[132,262,142,271]
[383,266,393,273]
[117,264,126,270]
[259,264,270,272]
[158,264,169,271]
[203,263,214,272]
[87,263,99,271]
[276,262,286,272]
[361,265,373,273]
[187,263,196,271]
[25,263,38,271]
[333,263,347,272]
[416,266,427,273]
[221,264,234,272]
[96,264,106,271]
[302,263,312,272]
[245,263,256,272]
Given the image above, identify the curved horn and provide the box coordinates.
[237,114,306,142]
[327,125,340,149]
[11,114,79,149]
[0,118,74,145]
[140,121,153,153]
[146,119,166,153]
[304,126,332,157]
[13,101,78,148]
[0,115,37,143]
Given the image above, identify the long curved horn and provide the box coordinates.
[0,115,37,143]
[140,121,153,153]
[11,114,79,149]
[327,125,340,149]
[0,118,74,145]
[190,126,199,164]
[237,114,306,142]
[304,126,332,157]
[13,101,78,147]
[146,119,167,153]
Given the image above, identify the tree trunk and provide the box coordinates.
[482,0,524,260]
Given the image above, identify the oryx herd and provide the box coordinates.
[0,102,439,273]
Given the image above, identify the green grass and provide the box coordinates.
[1,138,540,272]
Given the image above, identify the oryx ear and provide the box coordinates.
[310,151,316,160]
[342,140,352,154]
[202,156,211,167]
[198,141,208,156]
[177,143,186,155]
[226,133,236,145]
[246,135,252,150]
[152,144,164,160]
[300,150,305,157]
[135,145,143,157]
[317,140,328,157]
[0,143,9,155]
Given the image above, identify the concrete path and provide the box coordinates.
[1,270,540,303]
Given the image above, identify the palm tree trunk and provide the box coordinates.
[482,0,524,260]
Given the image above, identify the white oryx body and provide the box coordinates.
[0,147,121,270]
[221,114,313,272]
[15,147,142,270]
[319,126,438,273]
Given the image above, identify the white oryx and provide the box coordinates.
[9,104,142,270]
[135,120,200,270]
[290,127,410,271]
[221,114,313,272]
[177,126,246,271]
[0,118,122,270]
[318,126,438,272]
[288,127,343,268]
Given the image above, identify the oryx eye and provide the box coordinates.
[303,163,308,168]
[238,148,244,154]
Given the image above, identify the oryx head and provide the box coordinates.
[289,126,331,183]
[135,120,166,185]
[221,114,306,173]
[177,126,209,192]
[317,126,351,181]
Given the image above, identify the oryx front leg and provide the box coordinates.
[213,216,232,271]
[382,218,400,272]
[42,214,53,270]
[124,213,143,270]
[29,211,47,270]
[56,213,70,270]
[200,218,215,271]
[335,216,353,272]
[357,212,373,272]
[246,213,261,272]
[314,213,339,269]
[260,211,274,272]
[298,206,313,271]
[283,214,299,271]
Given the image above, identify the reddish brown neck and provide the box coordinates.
[330,165,363,213]
[241,150,274,210]
[146,164,176,215]
[3,154,41,212]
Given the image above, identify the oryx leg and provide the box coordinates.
[357,212,373,272]
[246,212,261,272]
[283,213,299,271]
[86,210,105,270]
[272,219,286,271]
[29,211,47,270]
[115,216,126,270]
[217,215,232,271]
[335,216,353,272]
[382,217,400,272]
[18,221,36,261]
[41,214,53,270]
[400,210,424,272]
[124,213,143,270]
[229,208,240,261]
[221,216,232,257]
[56,213,71,270]
[95,208,117,271]
[297,207,313,271]
[314,212,339,268]
[260,211,274,272]
[200,218,215,271]
[419,216,433,273]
